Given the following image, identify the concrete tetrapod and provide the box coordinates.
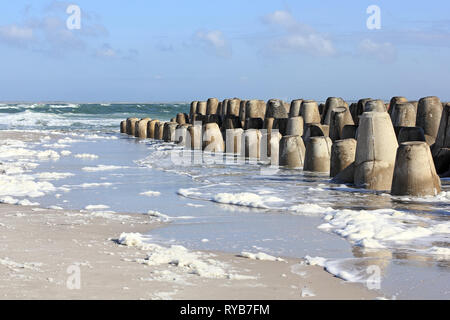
[391,102,417,127]
[330,138,357,178]
[286,116,304,137]
[126,117,139,135]
[289,99,303,118]
[266,99,288,119]
[304,136,332,172]
[120,120,126,133]
[329,107,354,141]
[203,123,225,152]
[243,129,262,160]
[416,96,443,145]
[388,96,408,116]
[279,135,306,168]
[227,98,241,117]
[155,121,165,140]
[354,112,399,191]
[176,113,188,125]
[351,98,371,125]
[391,141,441,196]
[206,98,219,115]
[225,128,244,155]
[147,120,160,139]
[322,97,345,125]
[163,122,178,142]
[300,100,321,124]
[189,101,198,122]
[196,101,207,116]
[364,100,386,113]
[136,118,151,138]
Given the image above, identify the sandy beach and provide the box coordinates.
[0,201,379,300]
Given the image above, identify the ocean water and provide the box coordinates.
[0,102,449,299]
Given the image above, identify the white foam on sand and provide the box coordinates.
[213,192,284,209]
[82,165,127,172]
[35,172,74,181]
[118,232,253,280]
[139,190,161,197]
[0,196,39,206]
[85,204,110,210]
[239,251,285,262]
[74,153,99,159]
[318,207,450,252]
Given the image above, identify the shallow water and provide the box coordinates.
[0,103,449,299]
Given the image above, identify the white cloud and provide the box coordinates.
[261,10,336,57]
[95,43,117,58]
[358,38,397,63]
[194,30,232,58]
[0,24,34,41]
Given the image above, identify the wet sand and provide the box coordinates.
[0,203,379,300]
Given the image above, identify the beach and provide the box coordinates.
[0,103,448,300]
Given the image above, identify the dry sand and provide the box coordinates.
[0,203,380,300]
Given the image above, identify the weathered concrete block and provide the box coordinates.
[364,99,386,113]
[245,100,266,120]
[120,120,126,133]
[206,98,219,115]
[163,122,178,142]
[187,124,202,150]
[196,101,207,116]
[189,101,198,123]
[351,98,371,125]
[155,121,165,140]
[225,128,244,155]
[329,107,354,141]
[388,96,407,115]
[300,100,321,124]
[147,120,159,139]
[227,98,241,117]
[289,99,303,118]
[391,141,441,196]
[126,117,139,135]
[416,96,443,145]
[391,102,416,127]
[322,97,345,125]
[203,123,224,152]
[238,100,247,128]
[243,129,262,160]
[136,118,151,138]
[175,124,190,146]
[433,103,450,154]
[330,139,357,177]
[279,135,306,168]
[286,116,304,137]
[354,112,398,190]
[266,99,288,119]
[304,136,332,172]
[176,113,189,125]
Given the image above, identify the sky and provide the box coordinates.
[0,0,449,102]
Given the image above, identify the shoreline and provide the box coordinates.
[0,202,380,300]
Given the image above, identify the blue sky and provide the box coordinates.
[0,0,449,102]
